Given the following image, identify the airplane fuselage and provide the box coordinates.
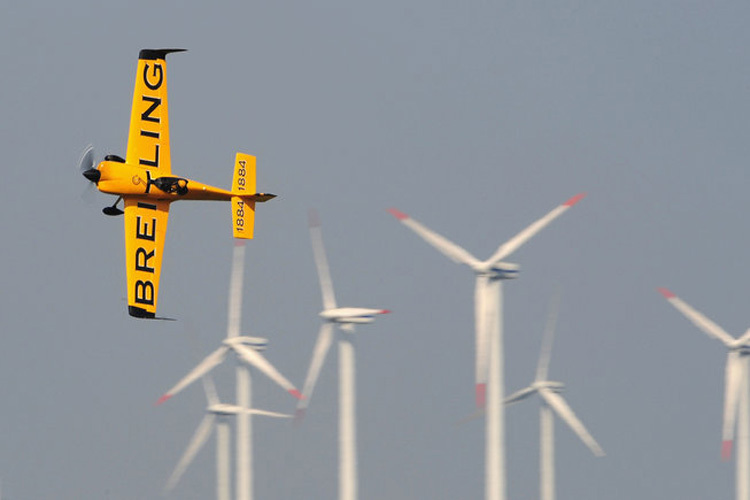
[96,160,234,201]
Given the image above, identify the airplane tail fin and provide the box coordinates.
[231,152,276,239]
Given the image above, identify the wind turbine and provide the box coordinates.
[658,287,750,500]
[388,193,585,500]
[296,210,390,500]
[505,293,604,500]
[164,375,291,498]
[158,241,303,500]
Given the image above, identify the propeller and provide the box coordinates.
[77,144,125,215]
[78,144,100,203]
[78,144,100,184]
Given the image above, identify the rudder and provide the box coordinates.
[231,152,275,239]
[232,153,255,239]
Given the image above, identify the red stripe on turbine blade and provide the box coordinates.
[722,440,733,461]
[379,309,392,314]
[156,394,172,406]
[387,208,408,220]
[476,383,487,408]
[657,287,676,299]
[289,389,304,400]
[563,193,586,207]
[234,239,246,247]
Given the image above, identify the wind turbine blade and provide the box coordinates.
[736,328,750,346]
[474,275,492,408]
[296,322,335,419]
[504,386,537,405]
[657,288,736,347]
[309,209,337,310]
[387,208,481,268]
[535,290,561,382]
[486,193,586,265]
[247,409,293,418]
[227,240,246,339]
[722,351,743,460]
[156,347,230,405]
[164,414,216,492]
[200,374,220,407]
[539,388,605,457]
[231,343,303,399]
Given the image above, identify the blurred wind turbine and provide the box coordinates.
[505,293,604,500]
[388,193,585,500]
[296,210,390,500]
[158,241,302,500]
[658,287,750,500]
[164,375,291,498]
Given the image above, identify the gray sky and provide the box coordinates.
[2,1,749,498]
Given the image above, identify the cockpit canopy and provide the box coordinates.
[154,176,189,196]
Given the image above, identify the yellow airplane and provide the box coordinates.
[80,48,275,319]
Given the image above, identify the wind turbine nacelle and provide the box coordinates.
[540,381,565,392]
[209,403,244,416]
[320,307,389,323]
[336,316,375,324]
[489,262,520,280]
[236,336,269,351]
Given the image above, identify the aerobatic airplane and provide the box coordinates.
[80,48,275,319]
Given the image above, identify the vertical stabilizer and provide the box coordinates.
[232,153,257,239]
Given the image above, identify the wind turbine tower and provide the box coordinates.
[659,287,750,500]
[158,241,302,499]
[505,293,604,500]
[388,193,585,500]
[296,210,390,500]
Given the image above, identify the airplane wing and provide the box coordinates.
[124,197,171,318]
[125,49,185,176]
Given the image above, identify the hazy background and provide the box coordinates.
[2,1,749,498]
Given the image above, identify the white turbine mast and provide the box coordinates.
[163,375,290,498]
[659,287,750,500]
[159,241,301,500]
[388,193,585,500]
[505,292,604,500]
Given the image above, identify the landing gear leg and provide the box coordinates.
[102,196,124,216]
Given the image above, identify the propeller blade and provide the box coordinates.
[657,288,736,347]
[722,351,744,460]
[387,208,481,268]
[535,290,561,382]
[78,144,95,175]
[164,414,216,492]
[230,342,303,400]
[309,209,338,310]
[486,193,586,265]
[77,144,100,202]
[296,322,335,419]
[156,346,230,405]
[539,388,605,457]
